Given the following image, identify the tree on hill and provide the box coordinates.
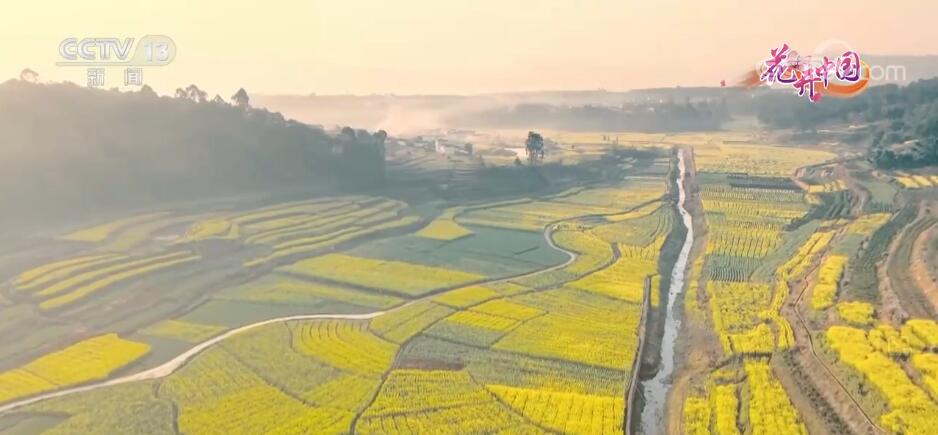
[231,88,250,108]
[19,68,39,83]
[185,84,208,103]
[139,84,157,98]
[525,131,545,165]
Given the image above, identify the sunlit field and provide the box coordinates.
[0,136,678,433]
[1,130,937,435]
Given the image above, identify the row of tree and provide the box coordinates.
[171,84,250,109]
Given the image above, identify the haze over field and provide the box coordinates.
[1,3,938,435]
[4,0,938,96]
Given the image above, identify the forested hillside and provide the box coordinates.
[753,79,938,169]
[0,81,386,227]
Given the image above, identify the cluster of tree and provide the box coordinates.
[171,84,251,109]
[752,79,938,169]
[448,100,730,132]
[0,80,387,227]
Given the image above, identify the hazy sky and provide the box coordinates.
[2,1,935,96]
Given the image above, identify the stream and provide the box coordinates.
[638,149,694,434]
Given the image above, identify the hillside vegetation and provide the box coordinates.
[0,81,386,228]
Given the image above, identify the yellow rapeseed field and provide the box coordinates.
[357,370,534,433]
[0,334,149,404]
[282,253,483,296]
[40,253,201,310]
[846,213,892,235]
[711,384,741,435]
[494,289,641,370]
[290,320,397,376]
[489,384,626,435]
[13,253,121,289]
[140,320,227,343]
[694,143,834,176]
[470,298,543,321]
[61,212,168,242]
[181,218,239,241]
[836,301,876,326]
[683,396,711,435]
[369,301,454,344]
[33,251,193,298]
[810,255,847,310]
[431,286,500,308]
[827,325,938,433]
[416,208,474,241]
[744,360,808,435]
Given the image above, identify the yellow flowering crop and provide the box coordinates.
[912,353,938,399]
[33,251,193,298]
[827,325,938,433]
[846,213,892,236]
[683,396,711,435]
[182,218,238,241]
[290,320,397,376]
[39,253,201,310]
[836,301,875,326]
[282,253,483,296]
[744,360,808,435]
[0,333,149,404]
[432,286,500,308]
[470,299,543,321]
[711,384,741,435]
[61,212,168,242]
[810,255,847,310]
[905,319,938,349]
[416,208,473,241]
[13,253,123,291]
[369,301,454,344]
[357,370,532,433]
[139,320,227,343]
[488,384,626,435]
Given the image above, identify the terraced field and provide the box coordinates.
[0,153,677,434]
[0,334,149,405]
[0,195,425,397]
[3,133,935,435]
[678,137,938,435]
[680,141,839,435]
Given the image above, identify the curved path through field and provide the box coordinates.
[0,212,579,414]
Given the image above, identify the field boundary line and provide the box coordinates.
[625,275,652,434]
[0,177,667,415]
[786,177,885,434]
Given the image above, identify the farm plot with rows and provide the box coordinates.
[457,177,665,232]
[2,163,678,434]
[350,224,569,278]
[0,334,149,405]
[8,249,203,318]
[682,142,837,435]
[281,253,485,297]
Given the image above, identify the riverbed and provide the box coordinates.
[638,149,694,434]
